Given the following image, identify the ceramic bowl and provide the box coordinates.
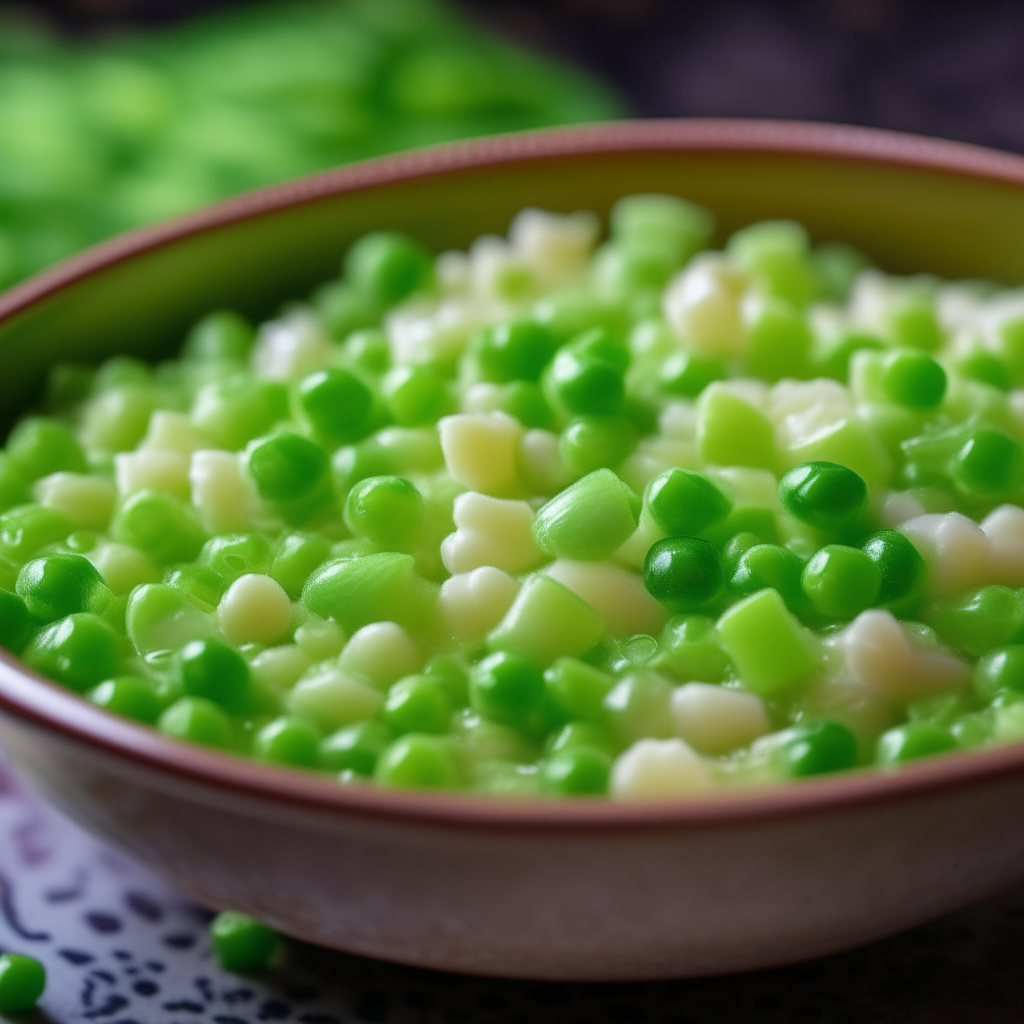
[3,120,1024,982]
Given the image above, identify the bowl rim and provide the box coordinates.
[5,116,1024,833]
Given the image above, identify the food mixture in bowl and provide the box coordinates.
[4,195,1024,800]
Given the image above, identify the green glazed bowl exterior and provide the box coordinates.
[3,120,1024,980]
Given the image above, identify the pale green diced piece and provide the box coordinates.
[602,671,674,744]
[486,574,604,667]
[286,665,384,732]
[302,553,438,634]
[716,588,819,695]
[126,583,214,655]
[993,701,1024,744]
[696,384,776,469]
[783,417,892,490]
[531,468,638,561]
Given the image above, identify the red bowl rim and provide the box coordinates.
[5,117,1024,833]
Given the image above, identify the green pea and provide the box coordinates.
[374,734,461,789]
[0,953,45,1015]
[473,318,557,382]
[0,454,31,513]
[814,329,885,383]
[382,364,450,426]
[546,721,618,757]
[643,537,724,612]
[210,911,278,972]
[974,645,1024,701]
[158,697,233,749]
[200,533,272,583]
[254,716,320,768]
[543,657,615,725]
[645,468,731,537]
[0,589,32,653]
[94,357,152,391]
[23,613,122,692]
[781,720,858,777]
[344,231,433,305]
[422,655,470,707]
[876,723,957,765]
[652,615,731,682]
[500,381,554,429]
[888,296,943,351]
[559,415,636,476]
[320,721,391,776]
[957,350,1011,391]
[470,651,544,727]
[89,676,164,724]
[544,349,624,417]
[16,552,111,622]
[925,586,1024,658]
[813,242,871,302]
[951,428,1024,497]
[727,220,818,307]
[343,475,422,548]
[184,310,254,362]
[342,328,391,375]
[860,529,927,608]
[880,349,947,408]
[178,637,250,713]
[657,351,727,397]
[532,468,639,561]
[541,746,611,796]
[6,416,87,480]
[314,281,382,340]
[721,532,762,575]
[191,374,288,451]
[801,545,881,620]
[567,327,630,374]
[729,543,805,610]
[332,438,397,492]
[269,532,331,599]
[246,432,330,503]
[297,367,374,441]
[383,675,452,735]
[778,460,867,532]
[163,563,226,609]
[112,490,207,564]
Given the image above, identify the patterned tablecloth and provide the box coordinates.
[0,756,1022,1024]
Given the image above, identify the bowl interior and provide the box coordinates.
[3,120,1024,434]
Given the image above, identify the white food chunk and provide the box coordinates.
[438,566,519,644]
[338,622,421,690]
[115,449,191,500]
[663,253,747,358]
[839,609,969,703]
[509,207,599,285]
[87,542,161,595]
[250,645,312,692]
[189,449,258,534]
[981,504,1024,587]
[34,472,116,531]
[900,511,993,596]
[440,491,542,574]
[542,559,667,637]
[250,311,334,382]
[218,574,293,645]
[286,665,383,730]
[611,737,715,801]
[140,410,206,454]
[670,683,771,756]
[438,411,524,496]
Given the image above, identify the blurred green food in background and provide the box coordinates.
[0,0,622,289]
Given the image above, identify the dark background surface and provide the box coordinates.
[25,0,1024,155]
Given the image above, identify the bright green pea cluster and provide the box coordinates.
[9,195,1024,802]
[0,0,621,290]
